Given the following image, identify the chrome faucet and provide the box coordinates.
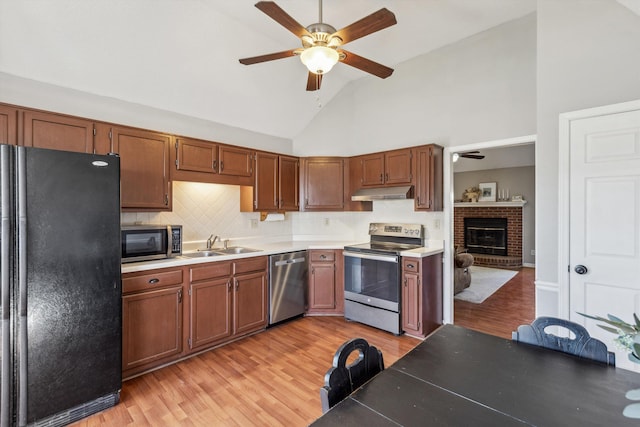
[206,234,219,249]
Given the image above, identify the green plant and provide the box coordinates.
[578,312,640,363]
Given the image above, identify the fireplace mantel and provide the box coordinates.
[454,201,527,208]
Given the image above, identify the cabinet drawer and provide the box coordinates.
[310,250,335,262]
[402,258,420,273]
[123,269,184,294]
[191,261,232,282]
[234,256,268,275]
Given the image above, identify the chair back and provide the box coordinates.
[319,338,384,413]
[512,316,616,366]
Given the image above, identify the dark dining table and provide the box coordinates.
[310,324,640,426]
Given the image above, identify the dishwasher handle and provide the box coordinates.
[274,257,306,267]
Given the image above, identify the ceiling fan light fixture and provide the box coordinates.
[452,153,460,162]
[300,46,339,75]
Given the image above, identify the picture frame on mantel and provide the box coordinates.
[478,182,496,202]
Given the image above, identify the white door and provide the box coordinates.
[568,108,640,371]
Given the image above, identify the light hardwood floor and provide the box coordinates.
[71,317,420,426]
[72,268,534,426]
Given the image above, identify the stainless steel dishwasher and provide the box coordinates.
[269,251,308,325]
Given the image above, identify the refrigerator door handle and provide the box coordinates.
[0,145,11,427]
[16,147,28,427]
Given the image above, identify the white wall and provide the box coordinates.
[293,13,537,156]
[536,0,640,316]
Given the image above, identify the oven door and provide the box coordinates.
[343,251,400,312]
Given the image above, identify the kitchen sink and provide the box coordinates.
[182,250,222,258]
[214,246,261,255]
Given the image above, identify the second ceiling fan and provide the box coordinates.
[239,1,397,91]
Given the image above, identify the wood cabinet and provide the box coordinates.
[359,148,413,187]
[188,257,267,351]
[109,126,172,211]
[122,267,185,378]
[219,145,253,178]
[0,104,18,146]
[301,157,345,211]
[401,254,443,337]
[414,144,443,211]
[307,249,344,315]
[23,110,94,153]
[241,152,299,212]
[176,137,218,174]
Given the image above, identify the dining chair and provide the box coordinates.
[319,337,385,413]
[512,316,616,366]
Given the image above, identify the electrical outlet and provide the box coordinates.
[324,218,330,226]
[434,219,441,229]
[531,249,536,256]
[250,219,258,229]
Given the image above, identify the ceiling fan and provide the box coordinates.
[452,151,485,162]
[239,1,397,91]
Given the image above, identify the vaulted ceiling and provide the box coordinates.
[0,1,537,139]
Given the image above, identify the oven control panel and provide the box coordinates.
[369,223,424,239]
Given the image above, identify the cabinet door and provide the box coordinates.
[0,104,18,145]
[254,151,278,211]
[190,278,232,350]
[302,158,344,210]
[112,126,171,210]
[415,145,443,211]
[402,272,422,335]
[360,153,385,186]
[233,271,268,335]
[122,286,183,372]
[309,262,336,310]
[219,145,253,177]
[385,148,413,185]
[23,110,94,153]
[278,155,299,210]
[176,137,218,174]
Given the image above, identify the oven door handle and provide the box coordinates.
[343,251,398,263]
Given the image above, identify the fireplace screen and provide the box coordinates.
[464,217,508,256]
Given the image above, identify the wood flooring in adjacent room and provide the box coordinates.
[71,316,420,427]
[454,267,536,339]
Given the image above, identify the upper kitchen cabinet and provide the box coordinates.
[0,104,18,145]
[359,148,413,187]
[414,144,443,211]
[23,110,94,153]
[300,157,345,211]
[241,152,299,212]
[109,126,172,211]
[170,138,254,186]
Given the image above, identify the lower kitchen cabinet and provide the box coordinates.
[122,267,185,379]
[188,257,267,352]
[307,249,344,315]
[401,254,443,337]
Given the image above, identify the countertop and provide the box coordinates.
[121,239,444,274]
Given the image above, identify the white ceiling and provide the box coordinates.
[0,0,536,140]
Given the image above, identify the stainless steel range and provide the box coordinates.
[343,223,425,335]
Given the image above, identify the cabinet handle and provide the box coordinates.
[385,173,389,182]
[407,264,415,269]
[220,161,224,172]
[213,160,218,171]
[148,278,160,284]
[235,278,239,291]
[379,173,383,183]
[320,255,326,260]
[404,278,407,286]
[227,280,231,292]
[178,289,182,303]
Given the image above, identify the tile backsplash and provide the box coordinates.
[121,181,445,247]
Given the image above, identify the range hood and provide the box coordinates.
[351,185,414,201]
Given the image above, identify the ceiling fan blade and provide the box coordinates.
[255,1,310,38]
[306,72,322,91]
[332,8,397,45]
[239,49,298,65]
[340,50,393,79]
[461,150,480,154]
[461,154,485,160]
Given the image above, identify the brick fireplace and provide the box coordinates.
[454,205,523,269]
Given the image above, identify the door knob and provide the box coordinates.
[574,265,588,275]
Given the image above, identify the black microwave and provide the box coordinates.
[121,225,182,263]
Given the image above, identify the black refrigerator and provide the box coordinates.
[0,145,122,426]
